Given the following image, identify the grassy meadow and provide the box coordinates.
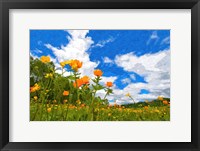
[30,56,170,121]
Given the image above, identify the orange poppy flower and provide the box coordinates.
[63,91,69,96]
[94,69,103,77]
[163,100,168,105]
[81,76,90,84]
[73,79,83,88]
[106,82,113,87]
[81,104,85,107]
[30,87,35,93]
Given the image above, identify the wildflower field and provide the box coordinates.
[30,56,170,121]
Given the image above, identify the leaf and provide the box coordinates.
[67,75,76,80]
[92,84,104,90]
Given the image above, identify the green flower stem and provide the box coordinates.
[50,104,55,121]
[103,89,109,100]
[62,68,64,76]
[31,102,40,121]
[39,75,53,121]
[129,96,135,103]
[91,89,97,121]
[74,71,80,100]
[90,76,100,120]
[61,104,65,121]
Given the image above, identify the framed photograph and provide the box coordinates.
[0,0,199,150]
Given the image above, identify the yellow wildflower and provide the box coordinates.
[60,61,66,68]
[47,108,51,113]
[125,93,131,97]
[157,96,164,101]
[76,100,81,105]
[40,56,50,63]
[33,96,38,101]
[44,73,53,78]
[30,83,40,93]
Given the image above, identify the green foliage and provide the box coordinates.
[122,99,170,108]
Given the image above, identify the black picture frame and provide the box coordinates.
[0,0,200,150]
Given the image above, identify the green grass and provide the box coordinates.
[30,100,170,121]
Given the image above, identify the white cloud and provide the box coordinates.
[101,76,117,84]
[130,74,136,80]
[45,30,99,77]
[115,50,169,75]
[161,36,170,45]
[31,48,43,54]
[114,49,170,102]
[30,52,39,59]
[150,31,159,39]
[103,57,113,64]
[146,31,159,45]
[121,78,131,84]
[93,37,114,48]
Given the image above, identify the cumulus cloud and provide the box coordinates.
[45,30,99,77]
[114,49,170,102]
[45,30,118,84]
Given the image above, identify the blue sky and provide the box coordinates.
[30,30,170,103]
